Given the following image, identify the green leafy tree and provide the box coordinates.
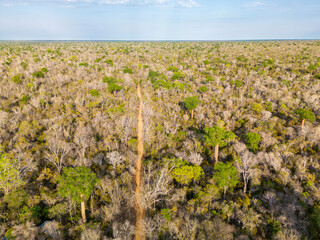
[57,166,98,223]
[108,83,123,95]
[295,108,316,128]
[123,67,133,74]
[245,132,261,152]
[172,164,204,185]
[308,64,316,75]
[213,162,239,198]
[184,96,200,119]
[204,126,235,165]
[0,154,23,194]
[32,70,44,78]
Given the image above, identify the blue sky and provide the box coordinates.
[0,0,319,40]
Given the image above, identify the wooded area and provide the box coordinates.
[0,41,319,239]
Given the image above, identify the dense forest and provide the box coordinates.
[0,41,319,239]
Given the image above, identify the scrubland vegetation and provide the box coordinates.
[0,40,320,239]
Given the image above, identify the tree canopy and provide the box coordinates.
[57,166,98,203]
[184,96,200,111]
[204,126,235,147]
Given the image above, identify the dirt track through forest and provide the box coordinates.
[134,83,145,240]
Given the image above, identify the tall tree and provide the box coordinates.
[295,108,316,128]
[204,126,235,165]
[0,154,23,194]
[184,96,200,119]
[213,162,239,198]
[57,166,98,223]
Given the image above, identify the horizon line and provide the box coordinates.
[0,39,319,42]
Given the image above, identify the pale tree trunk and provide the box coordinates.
[301,118,305,128]
[90,196,94,217]
[191,109,194,119]
[244,179,247,195]
[214,144,219,165]
[80,195,86,223]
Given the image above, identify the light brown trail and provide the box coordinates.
[134,82,145,240]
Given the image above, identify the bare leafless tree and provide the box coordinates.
[46,138,71,173]
[142,163,173,210]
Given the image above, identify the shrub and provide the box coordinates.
[198,86,209,93]
[102,76,117,84]
[32,71,44,78]
[172,72,185,80]
[20,95,30,104]
[79,62,89,67]
[252,103,263,114]
[89,89,100,97]
[104,59,113,66]
[11,74,22,84]
[123,67,133,74]
[168,66,178,72]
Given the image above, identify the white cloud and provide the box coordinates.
[244,1,267,8]
[0,0,199,7]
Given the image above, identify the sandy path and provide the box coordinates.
[134,83,145,240]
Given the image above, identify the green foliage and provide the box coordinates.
[148,70,173,89]
[204,126,235,147]
[104,59,113,66]
[172,71,185,80]
[168,66,178,72]
[3,189,28,213]
[264,101,272,111]
[213,162,239,196]
[0,154,23,194]
[309,207,320,237]
[11,74,22,84]
[41,67,48,72]
[160,208,172,221]
[89,89,100,97]
[102,76,117,84]
[19,206,45,224]
[57,166,98,203]
[123,67,133,74]
[206,75,214,82]
[295,108,316,122]
[245,132,261,152]
[48,202,69,219]
[20,94,30,105]
[251,102,263,114]
[184,96,200,111]
[230,80,244,88]
[70,56,78,61]
[198,86,209,93]
[20,61,28,70]
[308,64,316,73]
[79,62,89,67]
[267,219,281,238]
[172,164,204,185]
[32,70,45,78]
[108,83,123,94]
